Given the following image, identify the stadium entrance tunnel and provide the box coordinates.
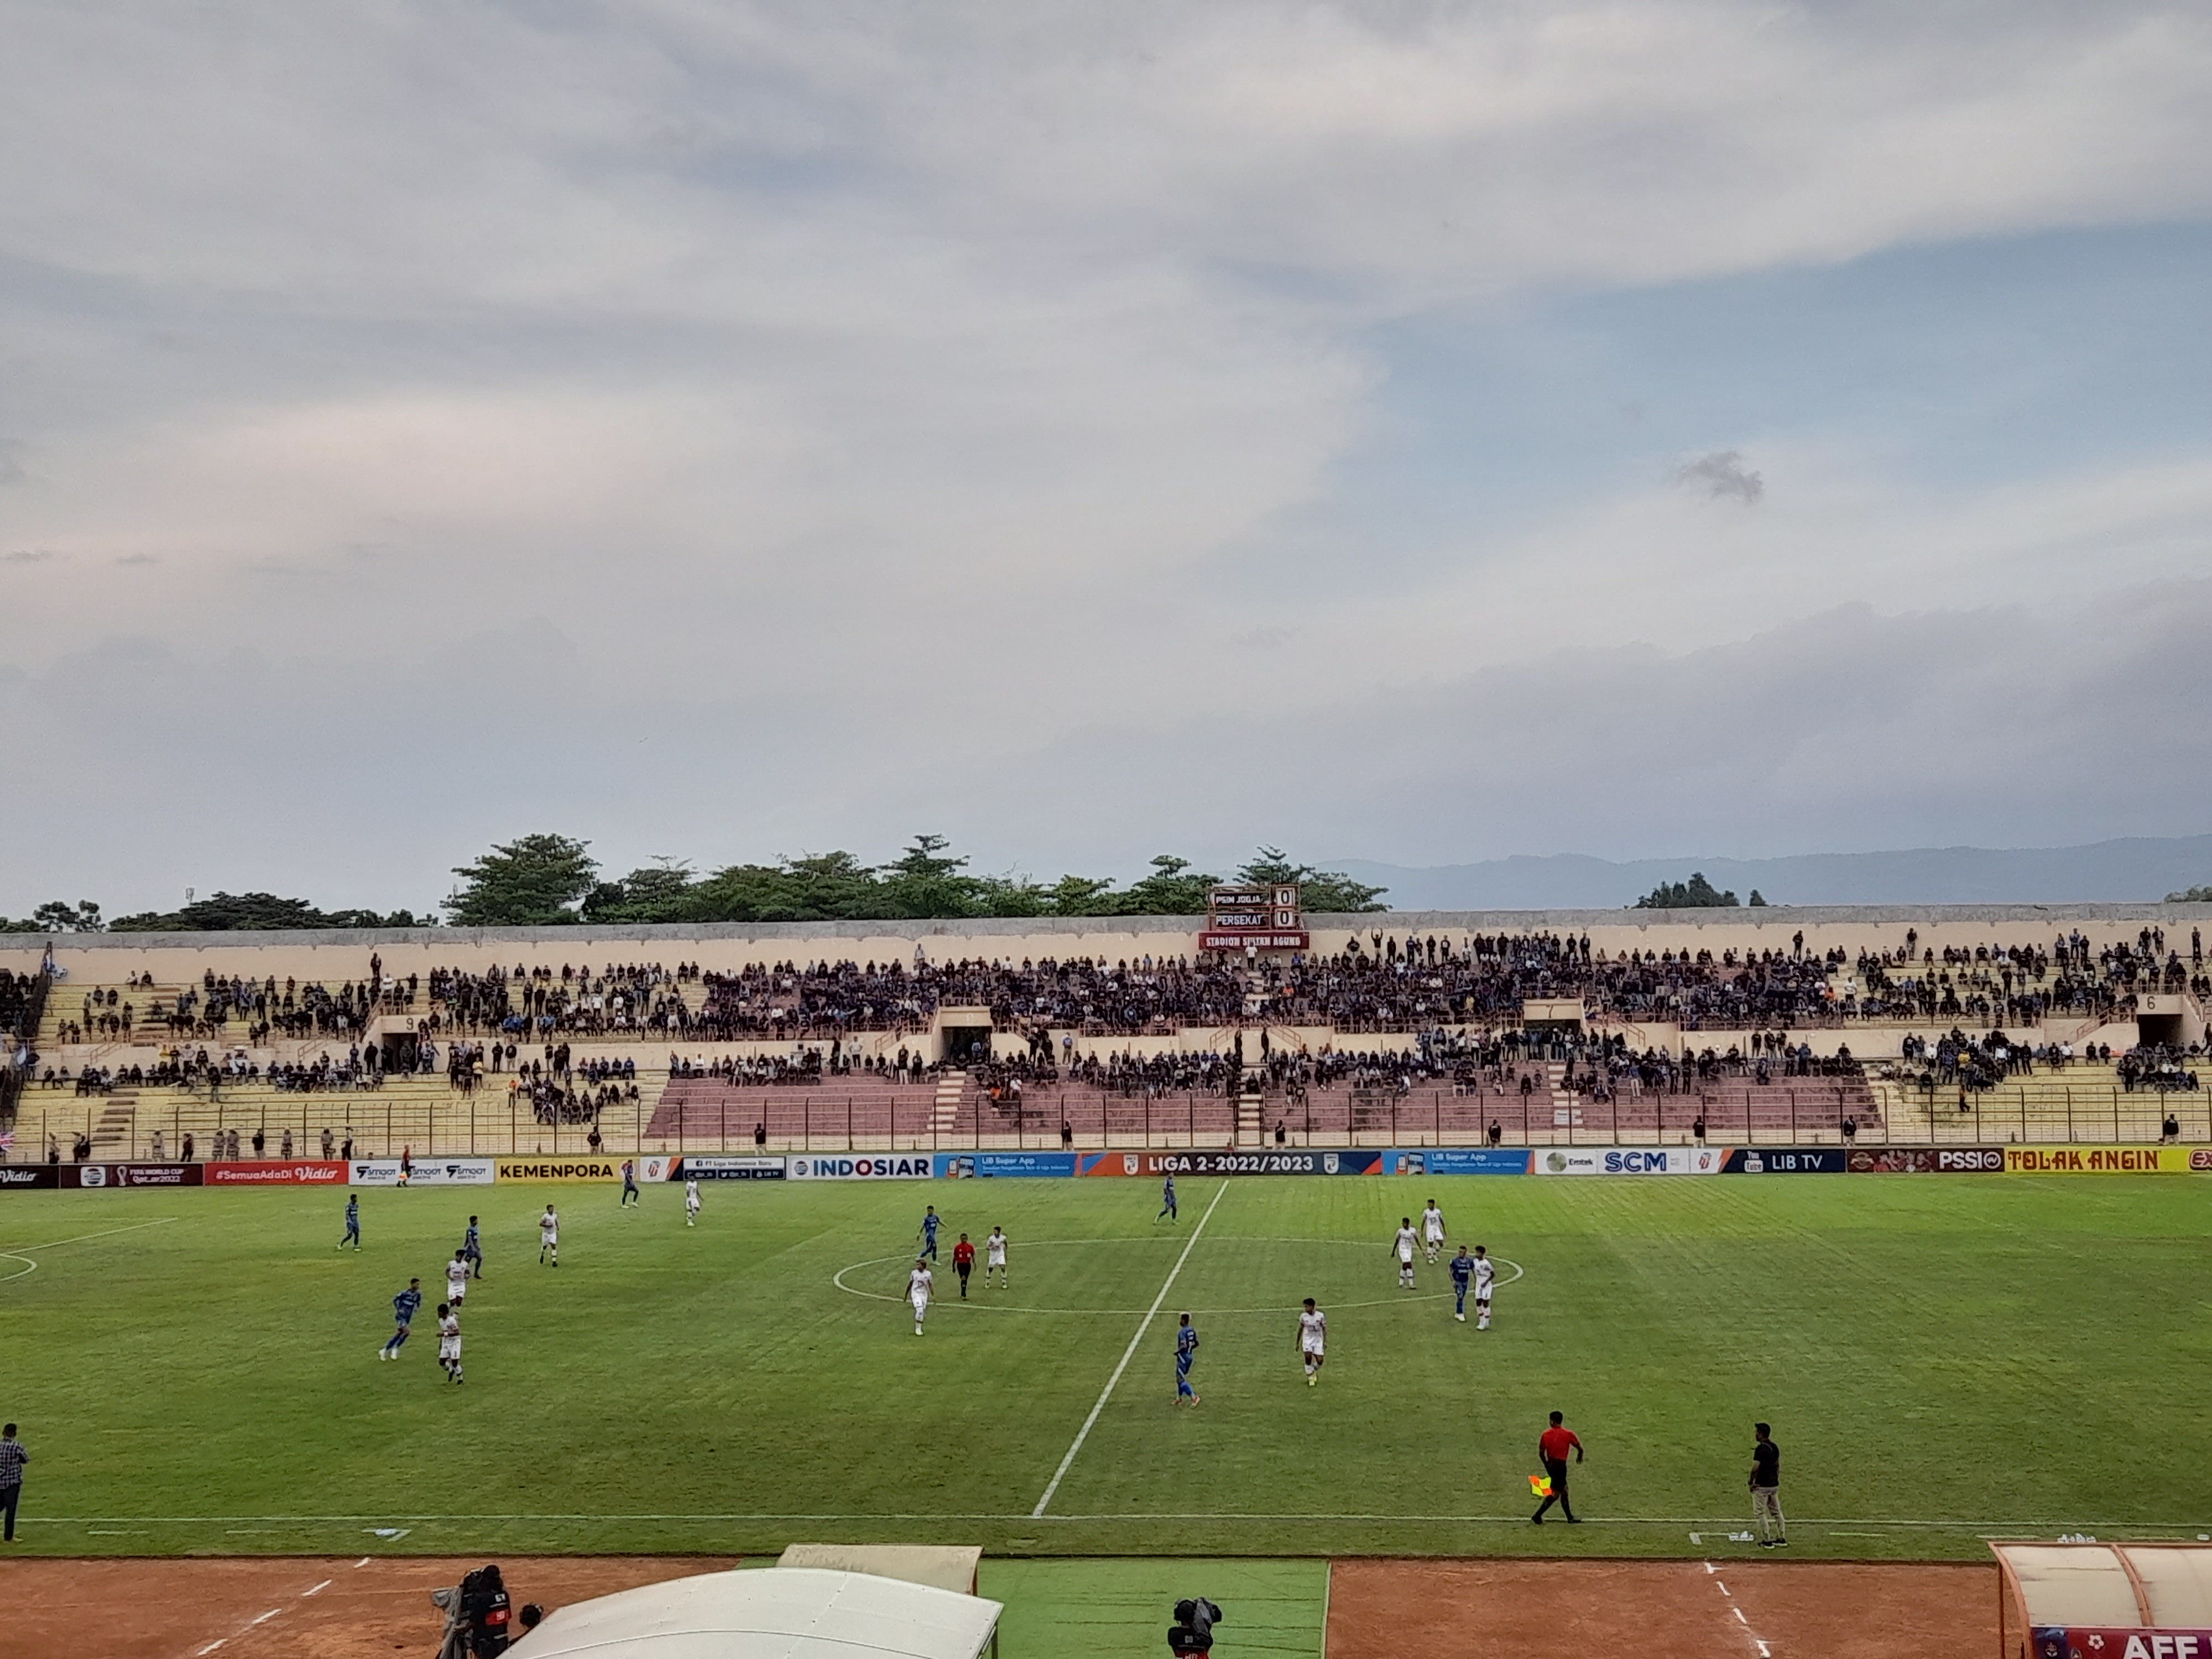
[942,1025,992,1065]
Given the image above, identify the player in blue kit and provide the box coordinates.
[1451,1245,1474,1322]
[1175,1312,1201,1405]
[340,1194,361,1250]
[379,1277,423,1360]
[918,1206,941,1261]
[1157,1173,1177,1222]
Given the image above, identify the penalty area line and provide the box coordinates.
[1032,1180,1228,1519]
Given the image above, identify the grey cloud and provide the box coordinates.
[7,582,2209,916]
[4,547,55,563]
[113,553,160,566]
[1674,450,1764,504]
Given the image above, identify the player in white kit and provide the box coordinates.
[1394,1218,1420,1287]
[436,1303,463,1384]
[445,1251,469,1307]
[1472,1244,1496,1329]
[907,1258,934,1335]
[685,1177,701,1227]
[1297,1298,1327,1385]
[539,1204,559,1266]
[985,1225,1009,1288]
[1421,1200,1447,1262]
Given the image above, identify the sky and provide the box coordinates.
[4,2,2212,917]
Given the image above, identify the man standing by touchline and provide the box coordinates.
[1532,1410,1583,1524]
[1750,1422,1785,1547]
[0,1423,28,1542]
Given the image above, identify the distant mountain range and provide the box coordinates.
[1333,835,2212,910]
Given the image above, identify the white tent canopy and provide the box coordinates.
[507,1567,1001,1659]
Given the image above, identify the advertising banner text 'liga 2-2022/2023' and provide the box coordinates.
[4,1145,2209,1190]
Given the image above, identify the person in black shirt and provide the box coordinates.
[1750,1422,1784,1547]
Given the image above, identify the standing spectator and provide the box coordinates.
[0,1423,27,1542]
[1750,1422,1785,1547]
[1532,1410,1583,1524]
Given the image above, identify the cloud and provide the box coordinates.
[0,4,2206,906]
[3,548,55,564]
[1674,450,1764,504]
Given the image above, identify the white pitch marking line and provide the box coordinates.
[1031,1181,1228,1518]
[249,1610,281,1626]
[195,1643,224,1656]
[1734,1607,1750,1626]
[1757,1644,1773,1657]
[354,1557,370,1568]
[1717,1582,1730,1595]
[303,1580,332,1597]
[7,1217,179,1254]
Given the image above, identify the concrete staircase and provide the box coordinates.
[931,1071,967,1140]
[1236,1090,1262,1146]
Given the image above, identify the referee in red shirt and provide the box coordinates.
[952,1233,976,1297]
[1532,1410,1583,1524]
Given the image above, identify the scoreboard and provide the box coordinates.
[1199,883,1308,951]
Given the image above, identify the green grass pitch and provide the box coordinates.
[4,1174,2209,1562]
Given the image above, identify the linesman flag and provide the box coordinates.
[1528,1473,1553,1498]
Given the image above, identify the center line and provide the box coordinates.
[1032,1181,1227,1518]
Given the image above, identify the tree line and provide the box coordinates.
[0,835,1389,932]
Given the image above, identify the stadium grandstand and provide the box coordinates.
[4,905,2208,1164]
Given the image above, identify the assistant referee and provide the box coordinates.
[1531,1410,1583,1524]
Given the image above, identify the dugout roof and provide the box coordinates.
[505,1567,1001,1659]
[1991,1542,2212,1632]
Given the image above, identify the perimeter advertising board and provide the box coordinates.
[1532,1147,1726,1175]
[495,1157,625,1182]
[349,1158,498,1187]
[935,1152,1080,1178]
[2033,1630,2212,1659]
[65,1162,204,1188]
[1721,1148,1847,1174]
[2005,1146,2193,1174]
[1391,1148,1531,1176]
[786,1154,933,1180]
[206,1160,348,1185]
[0,1165,60,1189]
[1849,1147,2004,1173]
[1078,1149,1387,1176]
[675,1156,786,1181]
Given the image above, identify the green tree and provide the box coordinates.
[1631,872,1740,910]
[446,834,599,926]
[1112,854,1220,915]
[14,900,106,933]
[1040,874,1120,916]
[1747,889,1768,907]
[2166,885,2212,902]
[108,892,429,930]
[877,834,988,919]
[687,852,882,922]
[582,861,700,924]
[1235,847,1387,912]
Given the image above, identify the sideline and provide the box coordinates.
[1031,1180,1228,1517]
